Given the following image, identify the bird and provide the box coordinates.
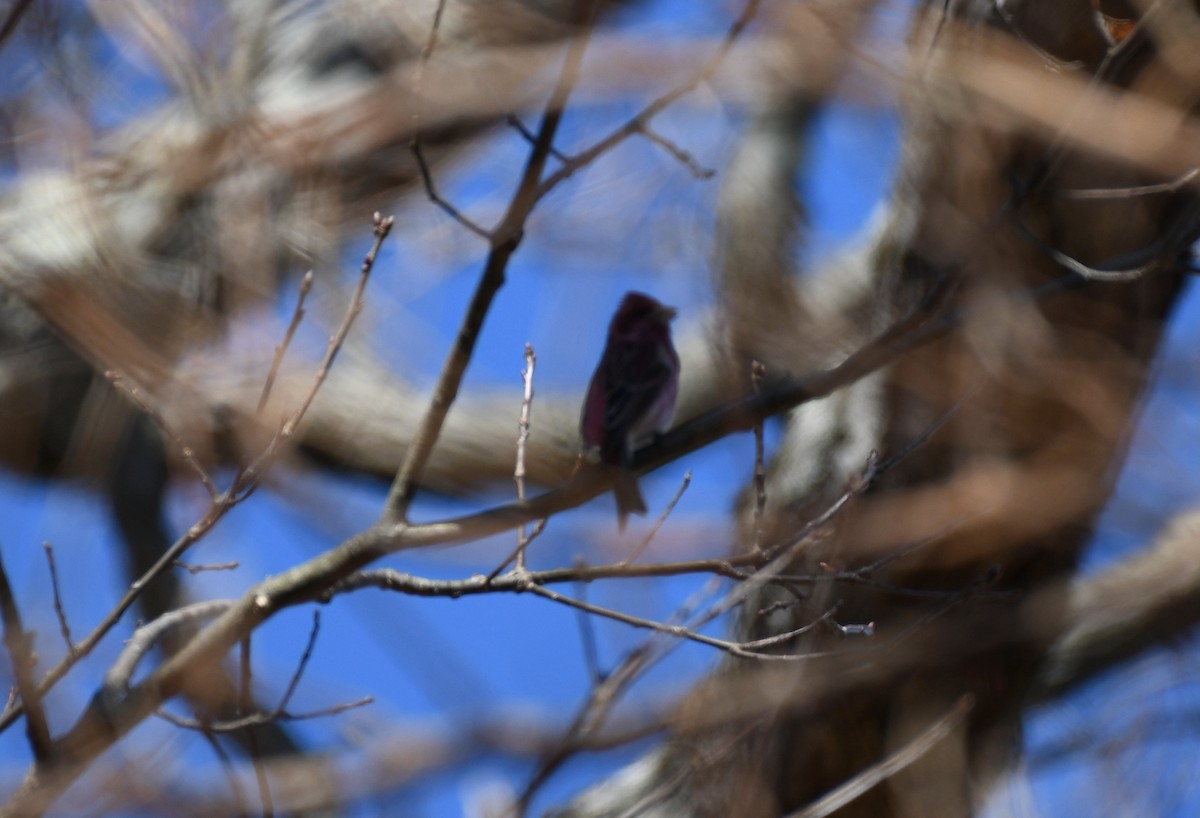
[580,291,680,531]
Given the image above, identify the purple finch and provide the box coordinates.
[581,292,680,530]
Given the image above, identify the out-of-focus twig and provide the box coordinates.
[257,270,314,415]
[0,546,52,761]
[750,360,767,552]
[784,695,974,818]
[537,0,763,197]
[638,124,715,179]
[0,0,35,53]
[106,371,218,500]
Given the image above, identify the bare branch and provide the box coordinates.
[239,634,272,817]
[106,371,218,500]
[1055,167,1200,200]
[0,502,232,734]
[572,560,605,686]
[410,140,493,239]
[0,545,52,761]
[256,270,314,416]
[381,0,606,523]
[276,610,320,714]
[40,543,74,657]
[0,0,35,54]
[523,583,841,662]
[507,114,569,161]
[198,730,249,817]
[0,213,397,736]
[334,557,754,600]
[418,0,448,67]
[155,610,371,734]
[104,600,236,696]
[157,696,374,733]
[273,213,393,445]
[537,0,763,198]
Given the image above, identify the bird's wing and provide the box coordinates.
[600,339,673,439]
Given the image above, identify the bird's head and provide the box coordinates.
[611,292,677,334]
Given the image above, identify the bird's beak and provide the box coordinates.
[657,305,678,322]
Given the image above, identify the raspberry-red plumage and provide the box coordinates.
[580,292,680,530]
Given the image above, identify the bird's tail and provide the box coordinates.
[612,468,647,532]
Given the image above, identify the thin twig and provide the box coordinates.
[874,385,976,473]
[157,696,374,733]
[0,545,52,761]
[486,519,550,583]
[515,577,727,814]
[409,0,448,122]
[330,534,963,605]
[785,696,974,818]
[341,560,797,659]
[573,560,605,685]
[251,729,273,817]
[335,555,756,602]
[620,470,692,566]
[199,729,249,818]
[257,270,314,415]
[155,609,366,736]
[1013,216,1158,281]
[407,0,453,205]
[238,636,252,718]
[750,360,767,552]
[41,542,75,657]
[1055,167,1199,199]
[106,371,218,500]
[507,115,569,161]
[276,610,320,713]
[411,140,492,240]
[236,213,394,499]
[173,560,240,574]
[0,501,231,733]
[638,124,715,179]
[762,451,879,561]
[664,453,887,661]
[536,0,762,199]
[238,634,271,818]
[275,213,392,443]
[515,640,654,815]
[514,344,538,571]
[523,583,838,662]
[417,0,447,66]
[609,725,758,818]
